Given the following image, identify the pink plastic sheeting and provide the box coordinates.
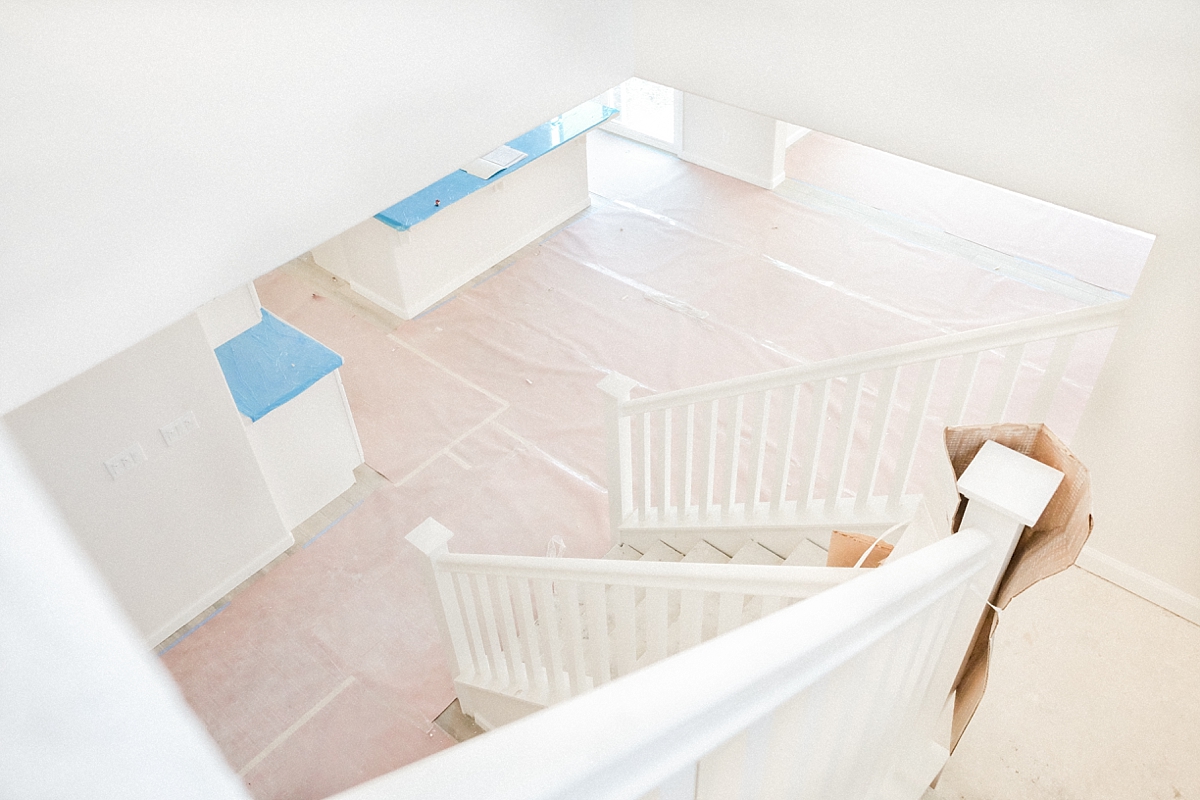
[784,131,1154,296]
[165,127,1126,800]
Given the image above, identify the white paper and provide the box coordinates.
[462,145,528,179]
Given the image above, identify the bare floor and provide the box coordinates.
[161,129,1182,799]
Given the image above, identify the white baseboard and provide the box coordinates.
[1076,545,1200,625]
[403,195,594,319]
[146,531,294,647]
[679,150,779,190]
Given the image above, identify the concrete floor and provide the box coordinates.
[161,128,1181,799]
[938,566,1200,800]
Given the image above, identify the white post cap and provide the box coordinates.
[956,440,1064,528]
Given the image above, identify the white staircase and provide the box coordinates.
[348,439,1065,800]
[390,303,1122,800]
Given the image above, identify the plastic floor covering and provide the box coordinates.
[161,129,1147,800]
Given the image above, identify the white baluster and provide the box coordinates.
[559,581,588,696]
[582,582,611,686]
[771,385,801,517]
[661,407,673,522]
[724,395,745,515]
[796,380,829,513]
[533,578,569,702]
[474,573,507,689]
[701,400,719,521]
[1029,334,1076,423]
[887,360,937,511]
[825,374,863,514]
[747,391,771,519]
[986,343,1026,423]
[945,351,980,425]
[598,373,638,545]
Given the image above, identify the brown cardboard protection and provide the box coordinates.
[826,530,895,568]
[945,423,1093,751]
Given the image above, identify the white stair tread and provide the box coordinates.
[782,538,829,567]
[638,540,685,562]
[680,541,731,564]
[602,543,644,560]
[730,541,784,565]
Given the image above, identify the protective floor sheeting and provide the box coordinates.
[163,129,1143,799]
[784,131,1153,296]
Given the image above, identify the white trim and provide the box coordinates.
[784,125,813,147]
[1076,545,1200,625]
[601,119,679,156]
[145,531,294,646]
[678,150,780,190]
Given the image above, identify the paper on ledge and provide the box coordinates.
[462,145,528,179]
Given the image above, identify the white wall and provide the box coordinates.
[0,1,633,413]
[679,93,788,189]
[633,1,1200,605]
[0,427,249,799]
[3,313,291,645]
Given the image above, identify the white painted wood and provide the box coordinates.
[724,394,745,513]
[798,380,830,510]
[533,579,569,702]
[661,407,673,522]
[559,582,589,695]
[826,374,864,513]
[702,400,720,521]
[957,440,1064,527]
[857,367,898,510]
[195,282,261,348]
[682,404,696,515]
[311,135,591,320]
[622,302,1126,415]
[475,574,508,689]
[353,527,997,800]
[944,351,980,427]
[640,412,652,523]
[457,573,491,685]
[582,583,612,686]
[771,384,801,516]
[985,343,1026,423]
[245,370,363,530]
[888,360,937,511]
[748,391,771,518]
[1029,334,1077,423]
[599,373,639,543]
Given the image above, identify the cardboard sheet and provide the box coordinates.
[945,423,1094,750]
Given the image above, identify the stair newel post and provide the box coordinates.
[406,519,476,688]
[598,373,639,547]
[898,440,1064,782]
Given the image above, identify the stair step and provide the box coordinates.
[638,540,685,562]
[602,543,644,560]
[782,538,829,567]
[680,540,731,564]
[730,541,784,566]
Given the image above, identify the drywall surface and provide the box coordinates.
[633,1,1200,603]
[0,1,633,413]
[3,313,291,645]
[196,283,262,349]
[680,93,787,189]
[0,426,249,800]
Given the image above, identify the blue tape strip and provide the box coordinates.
[375,100,617,231]
[215,310,344,421]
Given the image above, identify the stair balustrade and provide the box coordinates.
[599,301,1125,542]
[408,519,861,729]
[355,439,1063,800]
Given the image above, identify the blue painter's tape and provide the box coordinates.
[374,99,618,231]
[214,310,344,422]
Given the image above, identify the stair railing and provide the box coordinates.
[345,443,1062,800]
[407,520,858,715]
[599,301,1125,540]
